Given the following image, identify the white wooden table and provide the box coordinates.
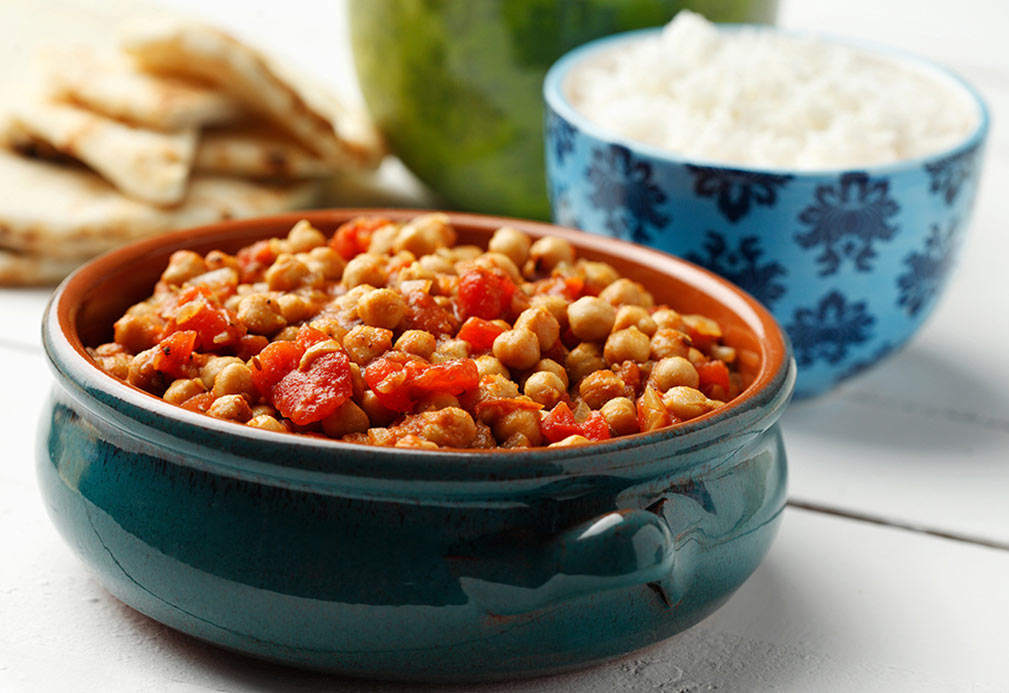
[2,1,1008,691]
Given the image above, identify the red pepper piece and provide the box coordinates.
[579,411,611,441]
[457,267,516,320]
[152,330,197,380]
[329,216,392,260]
[457,317,505,351]
[540,402,582,443]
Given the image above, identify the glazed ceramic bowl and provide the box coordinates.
[544,28,989,398]
[39,210,794,682]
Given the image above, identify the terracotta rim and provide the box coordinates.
[47,208,792,462]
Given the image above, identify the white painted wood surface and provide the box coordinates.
[1,0,1008,691]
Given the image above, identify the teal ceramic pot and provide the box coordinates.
[349,0,778,220]
[38,210,794,681]
[544,28,989,398]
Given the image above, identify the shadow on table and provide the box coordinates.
[98,550,825,693]
[784,343,1009,454]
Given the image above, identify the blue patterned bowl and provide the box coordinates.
[39,210,794,681]
[544,28,989,398]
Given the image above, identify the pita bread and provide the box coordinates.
[121,18,385,171]
[0,149,324,267]
[5,99,197,205]
[43,45,246,131]
[0,248,83,286]
[195,125,330,180]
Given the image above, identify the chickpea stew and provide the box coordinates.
[89,214,742,450]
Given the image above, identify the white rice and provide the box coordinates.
[566,11,980,169]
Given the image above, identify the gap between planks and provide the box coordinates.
[787,499,1009,552]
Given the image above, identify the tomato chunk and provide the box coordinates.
[579,411,611,441]
[365,356,479,413]
[330,216,392,260]
[541,402,609,443]
[457,317,505,351]
[272,351,353,426]
[401,290,458,336]
[152,330,197,380]
[457,267,516,320]
[696,360,730,394]
[250,340,303,398]
[414,359,479,395]
[162,286,245,350]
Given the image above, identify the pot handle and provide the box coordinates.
[459,509,677,616]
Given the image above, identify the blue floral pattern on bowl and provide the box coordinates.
[544,28,989,397]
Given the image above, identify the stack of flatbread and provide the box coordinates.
[0,17,384,285]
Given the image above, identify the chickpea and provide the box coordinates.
[303,246,345,280]
[207,394,253,422]
[204,250,240,272]
[164,378,206,405]
[413,407,477,448]
[613,305,657,336]
[274,325,300,341]
[286,219,326,252]
[199,356,244,389]
[567,296,616,342]
[651,308,684,331]
[565,342,607,385]
[360,390,397,427]
[321,400,370,437]
[212,362,255,399]
[524,371,566,408]
[415,391,461,412]
[113,307,164,353]
[488,227,531,267]
[394,330,437,359]
[348,362,366,400]
[650,356,699,391]
[604,327,651,364]
[472,252,523,285]
[475,354,510,379]
[650,328,692,360]
[367,224,400,255]
[579,370,626,409]
[250,404,276,418]
[534,358,569,388]
[238,293,287,335]
[419,253,455,275]
[514,306,560,350]
[527,236,575,275]
[663,386,722,421]
[308,317,348,344]
[265,253,312,291]
[599,278,653,308]
[492,408,543,446]
[276,293,316,323]
[530,294,570,329]
[393,213,455,256]
[343,325,393,365]
[501,433,532,449]
[687,347,708,366]
[601,397,639,436]
[343,253,387,288]
[548,434,590,448]
[711,344,736,364]
[92,351,131,380]
[161,250,206,285]
[430,338,470,364]
[493,329,541,370]
[357,288,407,329]
[577,260,619,295]
[247,414,287,432]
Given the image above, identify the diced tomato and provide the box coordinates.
[272,351,353,426]
[180,391,216,413]
[295,324,331,351]
[365,355,479,413]
[533,275,585,301]
[329,216,391,260]
[236,240,278,280]
[413,359,479,395]
[152,330,197,380]
[696,360,730,394]
[250,340,303,398]
[457,317,505,351]
[363,357,415,413]
[579,411,611,441]
[457,267,516,320]
[401,290,458,336]
[162,286,245,350]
